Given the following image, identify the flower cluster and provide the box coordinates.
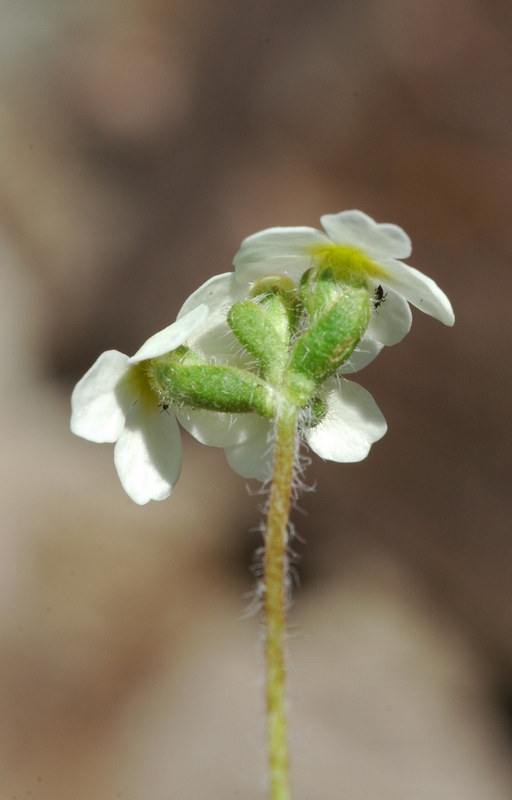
[71,210,454,503]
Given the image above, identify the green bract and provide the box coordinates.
[152,355,277,418]
[227,298,290,382]
[289,284,370,384]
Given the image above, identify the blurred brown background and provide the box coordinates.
[1,0,512,797]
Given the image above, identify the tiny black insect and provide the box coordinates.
[373,284,388,310]
[159,402,170,414]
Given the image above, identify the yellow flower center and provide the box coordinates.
[125,362,163,411]
[308,243,389,286]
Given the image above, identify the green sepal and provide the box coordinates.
[163,344,206,366]
[282,370,317,409]
[249,275,302,339]
[296,394,328,431]
[307,395,328,428]
[227,295,291,381]
[151,358,276,418]
[300,267,341,321]
[300,264,367,322]
[288,286,370,384]
[249,275,300,314]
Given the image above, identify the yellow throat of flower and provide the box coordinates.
[308,243,389,286]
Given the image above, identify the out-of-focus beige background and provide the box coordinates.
[1,1,512,797]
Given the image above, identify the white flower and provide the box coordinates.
[233,209,455,345]
[70,305,208,504]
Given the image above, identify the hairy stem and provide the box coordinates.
[264,403,298,800]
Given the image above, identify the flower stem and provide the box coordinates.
[264,402,298,800]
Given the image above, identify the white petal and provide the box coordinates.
[365,287,412,345]
[177,272,250,352]
[177,272,255,365]
[233,227,330,283]
[129,305,209,364]
[306,379,387,462]
[71,350,133,443]
[225,425,274,481]
[114,402,182,504]
[178,272,245,318]
[320,210,412,260]
[175,408,267,448]
[380,259,455,326]
[340,337,384,374]
[193,322,251,364]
